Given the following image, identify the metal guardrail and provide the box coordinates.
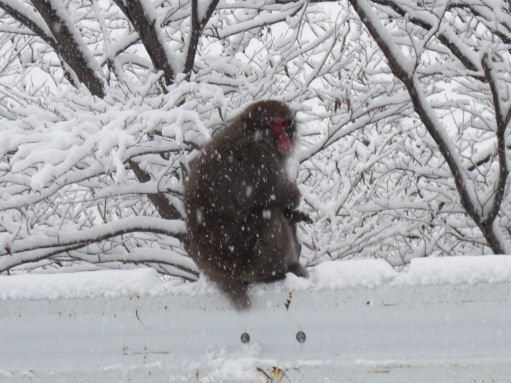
[1,257,511,382]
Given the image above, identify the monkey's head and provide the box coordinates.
[241,100,296,156]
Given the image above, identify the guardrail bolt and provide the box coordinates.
[296,331,306,343]
[240,332,250,344]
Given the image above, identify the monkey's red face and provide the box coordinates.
[268,117,293,155]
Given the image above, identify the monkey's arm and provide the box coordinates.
[225,144,300,212]
[284,209,313,224]
[233,167,301,213]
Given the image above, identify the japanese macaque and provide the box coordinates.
[184,100,311,309]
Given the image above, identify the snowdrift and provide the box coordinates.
[1,256,511,382]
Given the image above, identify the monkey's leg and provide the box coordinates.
[210,274,251,310]
[287,218,309,279]
[251,210,308,282]
[287,261,309,278]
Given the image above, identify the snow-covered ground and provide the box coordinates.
[1,256,511,382]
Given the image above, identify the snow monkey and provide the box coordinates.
[184,100,311,309]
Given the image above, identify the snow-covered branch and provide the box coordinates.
[2,216,185,257]
[349,0,511,254]
[1,0,511,277]
[112,0,177,84]
[30,0,105,97]
[480,53,510,228]
[184,0,220,74]
[0,0,55,46]
[371,0,483,74]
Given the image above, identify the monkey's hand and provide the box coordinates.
[284,209,313,225]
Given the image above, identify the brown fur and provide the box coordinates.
[184,100,309,309]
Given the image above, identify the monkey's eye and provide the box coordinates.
[269,117,289,133]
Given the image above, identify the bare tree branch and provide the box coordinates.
[29,0,105,97]
[128,159,183,221]
[112,0,176,85]
[1,217,185,257]
[0,0,105,96]
[371,0,483,75]
[0,142,183,212]
[481,53,510,227]
[1,244,89,273]
[0,0,55,47]
[184,0,220,74]
[350,0,507,254]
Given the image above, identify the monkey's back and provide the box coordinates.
[184,128,287,278]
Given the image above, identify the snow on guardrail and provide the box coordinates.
[1,256,511,382]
